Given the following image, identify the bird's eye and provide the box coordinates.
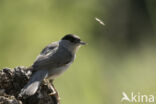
[76,39,80,42]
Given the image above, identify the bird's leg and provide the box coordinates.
[43,79,56,95]
[43,79,49,85]
[48,79,57,96]
[49,82,60,101]
[48,86,56,96]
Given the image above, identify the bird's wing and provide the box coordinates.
[32,42,73,71]
[32,42,58,70]
[40,42,58,55]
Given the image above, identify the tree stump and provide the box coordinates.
[0,66,59,104]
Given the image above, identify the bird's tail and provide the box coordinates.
[19,69,48,97]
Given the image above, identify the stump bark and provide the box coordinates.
[0,66,60,104]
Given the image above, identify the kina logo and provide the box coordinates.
[121,92,154,103]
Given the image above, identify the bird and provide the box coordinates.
[19,34,86,97]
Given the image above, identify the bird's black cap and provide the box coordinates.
[62,34,79,40]
[62,34,86,45]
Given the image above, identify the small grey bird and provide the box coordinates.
[19,34,86,97]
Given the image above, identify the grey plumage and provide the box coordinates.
[19,34,85,97]
[19,69,48,96]
[33,42,74,71]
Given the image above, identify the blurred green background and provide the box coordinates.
[0,0,156,104]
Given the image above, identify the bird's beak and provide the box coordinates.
[79,41,86,45]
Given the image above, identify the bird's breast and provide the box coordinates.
[47,62,73,79]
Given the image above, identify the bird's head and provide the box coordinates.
[60,34,86,53]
